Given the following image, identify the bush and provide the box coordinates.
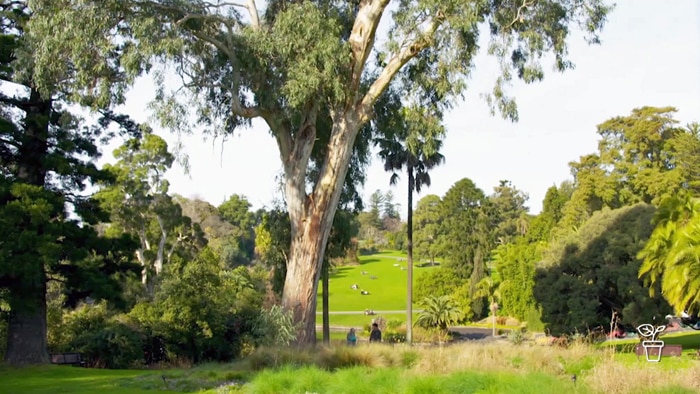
[524,307,545,332]
[252,305,296,347]
[129,249,266,364]
[384,331,406,344]
[48,303,110,353]
[72,319,145,369]
[507,330,525,345]
[385,319,403,330]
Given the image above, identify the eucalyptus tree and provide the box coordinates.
[376,105,445,344]
[26,0,612,343]
[95,132,204,296]
[0,1,140,364]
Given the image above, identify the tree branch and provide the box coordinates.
[0,93,30,111]
[263,111,292,164]
[0,136,21,149]
[507,0,536,28]
[245,0,260,29]
[283,101,319,230]
[348,0,391,95]
[359,14,444,120]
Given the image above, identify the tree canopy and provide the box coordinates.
[0,0,140,364]
[535,204,669,335]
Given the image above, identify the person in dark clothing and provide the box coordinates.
[369,323,382,343]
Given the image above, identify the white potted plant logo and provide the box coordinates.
[636,323,666,362]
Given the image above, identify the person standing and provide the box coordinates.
[369,323,382,343]
[346,328,357,346]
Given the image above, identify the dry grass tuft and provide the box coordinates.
[586,361,700,393]
[410,341,599,377]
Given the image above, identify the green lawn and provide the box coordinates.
[315,312,420,327]
[317,250,437,312]
[313,251,437,327]
[0,365,167,394]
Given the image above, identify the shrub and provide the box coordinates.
[507,330,525,345]
[524,307,545,332]
[47,303,110,354]
[72,319,145,369]
[252,305,296,347]
[385,319,403,330]
[384,331,406,344]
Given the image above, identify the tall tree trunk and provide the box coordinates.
[5,89,51,365]
[281,115,361,345]
[5,269,49,365]
[406,166,414,344]
[322,262,330,345]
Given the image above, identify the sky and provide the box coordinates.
[111,0,700,215]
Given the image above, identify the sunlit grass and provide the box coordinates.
[0,365,166,394]
[4,340,700,394]
[316,251,437,314]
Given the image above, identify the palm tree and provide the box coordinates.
[376,106,445,344]
[639,193,700,313]
[416,295,464,332]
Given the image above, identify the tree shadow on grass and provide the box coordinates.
[359,258,380,266]
[330,266,354,279]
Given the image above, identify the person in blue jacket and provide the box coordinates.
[346,328,357,346]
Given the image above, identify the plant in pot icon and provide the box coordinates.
[636,323,666,362]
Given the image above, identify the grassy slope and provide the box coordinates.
[319,251,436,311]
[315,251,436,326]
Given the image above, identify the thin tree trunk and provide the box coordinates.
[406,166,414,344]
[5,269,49,365]
[322,262,330,345]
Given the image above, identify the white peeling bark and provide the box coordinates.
[154,216,167,275]
[281,113,362,345]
